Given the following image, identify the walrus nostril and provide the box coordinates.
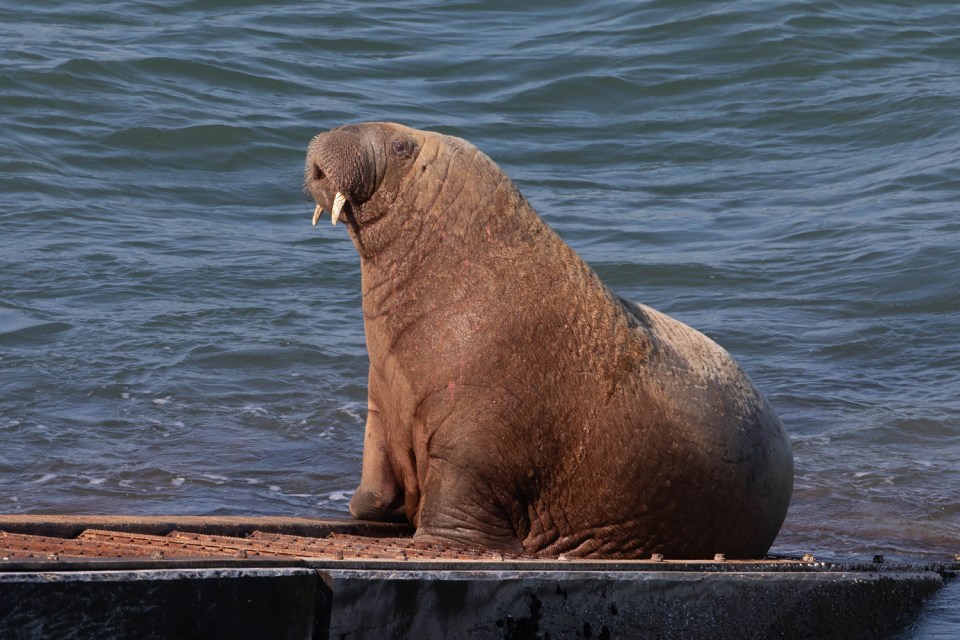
[312,163,325,182]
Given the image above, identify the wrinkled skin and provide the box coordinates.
[304,122,793,559]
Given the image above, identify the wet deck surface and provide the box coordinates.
[0,515,825,569]
[0,515,954,571]
[0,528,526,562]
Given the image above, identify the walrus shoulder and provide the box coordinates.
[616,295,655,331]
[618,295,752,395]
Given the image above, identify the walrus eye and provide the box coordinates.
[392,138,413,159]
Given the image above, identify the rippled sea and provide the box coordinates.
[1,1,958,635]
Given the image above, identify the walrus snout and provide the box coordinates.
[305,138,355,226]
[305,125,388,226]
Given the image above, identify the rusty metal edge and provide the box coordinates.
[0,556,310,572]
[0,514,413,540]
[2,554,957,578]
[0,515,956,579]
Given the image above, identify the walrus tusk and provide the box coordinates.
[312,203,323,226]
[331,192,347,226]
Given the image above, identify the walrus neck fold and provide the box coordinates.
[355,145,544,317]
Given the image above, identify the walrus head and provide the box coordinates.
[304,122,424,229]
[305,122,534,258]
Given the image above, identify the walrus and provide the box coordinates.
[304,122,793,559]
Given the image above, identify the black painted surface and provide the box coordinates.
[0,568,325,640]
[323,569,945,640]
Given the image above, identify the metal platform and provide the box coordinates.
[1,515,956,639]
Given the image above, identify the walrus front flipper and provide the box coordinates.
[349,398,406,523]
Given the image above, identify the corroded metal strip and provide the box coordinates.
[3,528,526,562]
[4,521,956,571]
[166,530,525,560]
[0,514,412,540]
[0,528,818,563]
[78,530,291,558]
[247,531,527,561]
[0,530,239,560]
